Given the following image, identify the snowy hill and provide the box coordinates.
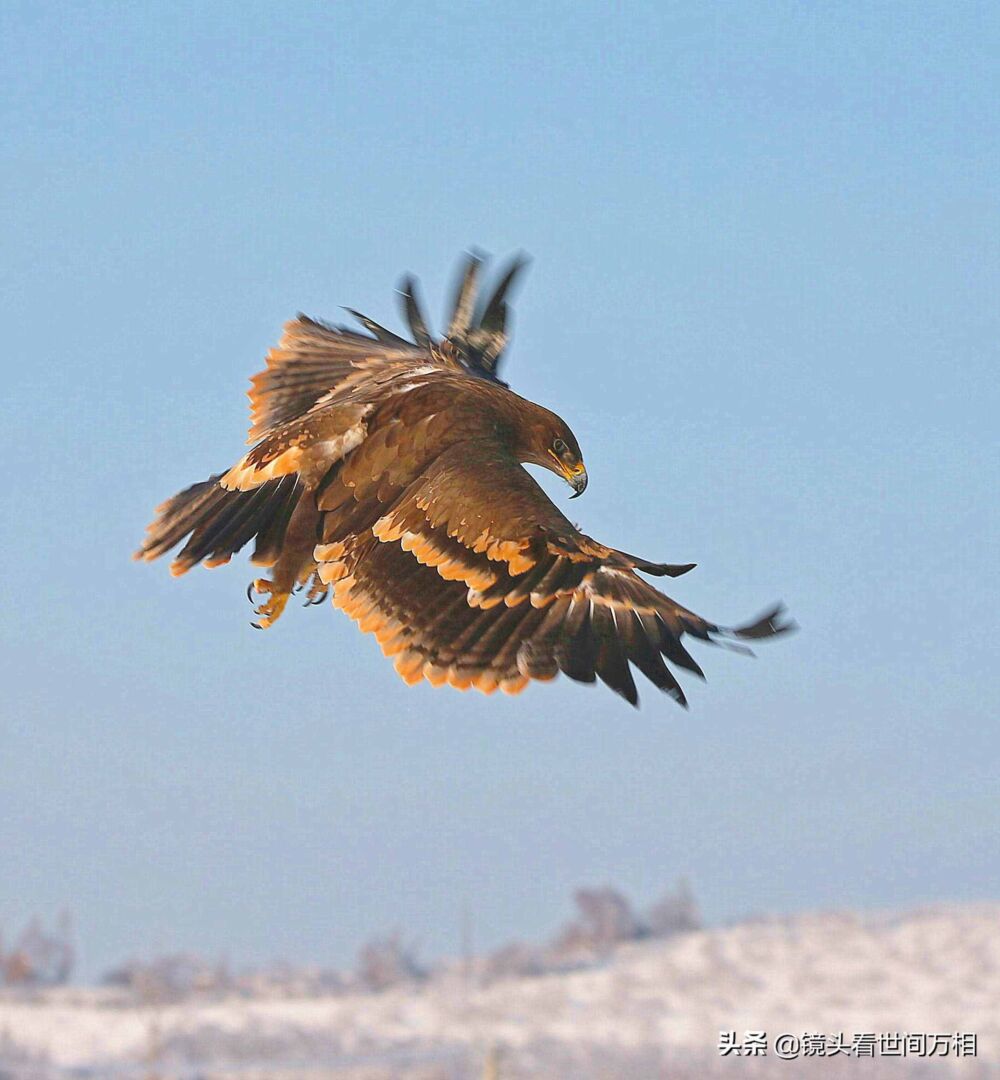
[1,902,998,1079]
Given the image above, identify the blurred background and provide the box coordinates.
[1,1,998,1074]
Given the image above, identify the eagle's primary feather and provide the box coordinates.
[136,253,793,706]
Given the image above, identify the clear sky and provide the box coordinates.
[2,2,998,980]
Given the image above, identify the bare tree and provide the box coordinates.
[646,878,701,937]
[552,887,645,957]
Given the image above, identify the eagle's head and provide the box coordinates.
[514,403,588,498]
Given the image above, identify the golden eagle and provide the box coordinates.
[136,254,792,706]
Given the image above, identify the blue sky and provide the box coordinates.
[2,1,998,979]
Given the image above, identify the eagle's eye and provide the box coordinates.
[553,438,568,455]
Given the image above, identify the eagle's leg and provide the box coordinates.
[247,495,322,628]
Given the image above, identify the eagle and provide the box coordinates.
[136,253,792,706]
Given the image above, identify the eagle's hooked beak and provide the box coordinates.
[568,466,588,498]
[548,449,588,498]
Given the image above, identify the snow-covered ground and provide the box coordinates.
[1,903,998,1079]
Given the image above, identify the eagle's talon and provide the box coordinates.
[248,586,289,626]
[301,572,329,608]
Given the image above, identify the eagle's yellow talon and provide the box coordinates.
[246,578,291,627]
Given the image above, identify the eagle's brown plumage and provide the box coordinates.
[136,253,793,706]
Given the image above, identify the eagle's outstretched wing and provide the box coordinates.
[246,253,527,442]
[314,440,792,706]
[246,315,433,444]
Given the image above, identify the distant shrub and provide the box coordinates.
[101,953,350,1001]
[1,911,74,987]
[355,932,426,992]
[86,877,702,1003]
[102,952,231,1001]
[484,941,547,982]
[547,879,702,961]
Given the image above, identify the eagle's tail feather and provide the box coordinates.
[134,473,302,577]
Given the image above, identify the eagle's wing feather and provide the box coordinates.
[246,313,452,443]
[316,441,791,706]
[248,254,531,442]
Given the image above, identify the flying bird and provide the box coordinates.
[136,253,793,706]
